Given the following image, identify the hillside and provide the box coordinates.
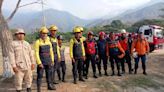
[5,9,91,33]
[87,3,164,27]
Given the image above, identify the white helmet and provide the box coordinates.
[120,29,126,33]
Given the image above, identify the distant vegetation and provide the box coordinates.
[11,19,164,44]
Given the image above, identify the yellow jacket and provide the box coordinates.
[49,37,61,59]
[34,37,54,65]
[70,37,85,59]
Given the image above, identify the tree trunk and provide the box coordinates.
[0,11,14,78]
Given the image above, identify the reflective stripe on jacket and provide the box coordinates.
[49,36,61,59]
[34,37,54,65]
[70,38,85,59]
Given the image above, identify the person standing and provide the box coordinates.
[70,27,85,84]
[131,32,149,75]
[75,26,87,77]
[97,31,108,76]
[9,28,35,92]
[48,25,61,84]
[119,33,132,74]
[34,27,56,91]
[84,31,98,79]
[106,32,125,76]
[57,35,66,82]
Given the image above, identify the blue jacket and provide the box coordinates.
[97,39,106,55]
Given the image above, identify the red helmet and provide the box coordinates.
[99,31,105,36]
[88,31,94,36]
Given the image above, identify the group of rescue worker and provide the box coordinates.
[70,26,149,84]
[8,25,149,92]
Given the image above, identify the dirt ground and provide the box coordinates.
[0,47,164,92]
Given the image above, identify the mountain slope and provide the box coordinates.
[7,9,91,33]
[87,2,164,27]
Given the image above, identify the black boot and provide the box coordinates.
[117,70,122,76]
[143,71,147,75]
[143,64,147,75]
[93,73,98,78]
[129,70,132,74]
[37,84,41,92]
[111,71,115,76]
[105,70,108,76]
[53,81,59,84]
[79,78,85,82]
[59,77,61,81]
[99,71,102,77]
[79,74,85,82]
[85,75,88,79]
[134,70,137,74]
[62,75,66,82]
[27,88,31,92]
[48,84,56,90]
[16,90,21,92]
[74,79,77,84]
[122,71,125,74]
[62,73,66,82]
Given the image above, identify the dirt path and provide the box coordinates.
[0,47,164,92]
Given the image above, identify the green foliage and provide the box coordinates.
[111,20,127,29]
[24,31,73,43]
[83,20,128,36]
[25,32,39,43]
[15,19,164,43]
[127,19,164,33]
[57,32,73,42]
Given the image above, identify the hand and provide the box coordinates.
[106,55,109,58]
[13,67,19,73]
[118,54,124,59]
[31,64,35,70]
[58,58,61,62]
[51,63,54,66]
[72,58,75,63]
[82,56,86,61]
[96,55,99,59]
[38,64,44,68]
[131,52,134,56]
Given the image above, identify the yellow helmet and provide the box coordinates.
[75,26,84,32]
[39,26,49,33]
[73,27,81,33]
[49,25,58,31]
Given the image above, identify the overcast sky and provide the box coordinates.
[2,0,154,19]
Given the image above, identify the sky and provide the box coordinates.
[2,0,154,19]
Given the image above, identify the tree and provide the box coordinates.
[111,20,126,29]
[0,0,39,78]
